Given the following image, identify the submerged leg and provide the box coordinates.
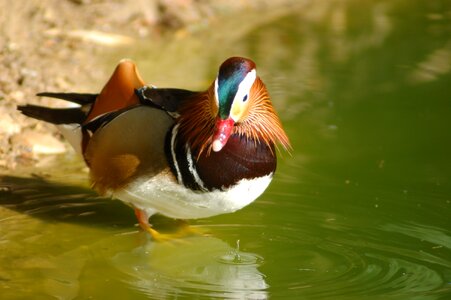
[175,219,208,236]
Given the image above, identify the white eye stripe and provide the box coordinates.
[229,69,256,121]
[235,69,256,104]
[214,77,219,106]
[214,69,256,119]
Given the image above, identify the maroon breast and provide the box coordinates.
[195,134,276,190]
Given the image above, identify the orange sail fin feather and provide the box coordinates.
[85,59,145,123]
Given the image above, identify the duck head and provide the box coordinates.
[212,57,257,152]
[179,56,290,156]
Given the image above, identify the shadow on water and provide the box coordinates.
[0,173,210,232]
[0,175,133,229]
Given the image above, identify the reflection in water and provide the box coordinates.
[408,42,451,83]
[112,236,267,299]
[40,234,268,299]
[382,223,451,251]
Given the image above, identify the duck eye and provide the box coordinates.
[242,94,248,102]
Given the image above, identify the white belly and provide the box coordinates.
[112,172,273,219]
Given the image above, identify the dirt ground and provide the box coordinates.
[0,0,279,171]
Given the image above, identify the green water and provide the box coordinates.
[1,0,451,299]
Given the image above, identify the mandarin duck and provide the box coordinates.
[18,57,290,239]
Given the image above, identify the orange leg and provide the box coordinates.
[134,208,162,240]
[134,208,204,241]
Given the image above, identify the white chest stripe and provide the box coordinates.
[170,124,183,184]
[185,145,208,191]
